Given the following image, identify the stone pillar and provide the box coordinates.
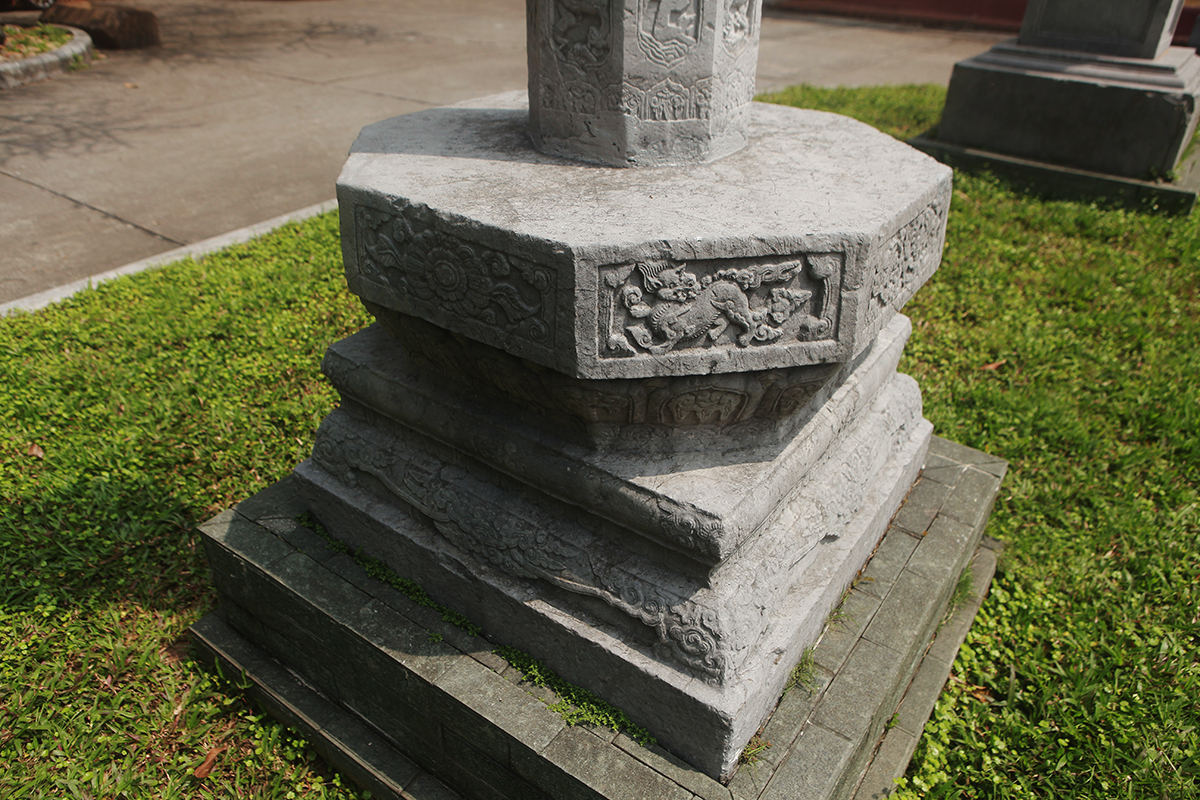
[935,0,1200,181]
[526,0,762,166]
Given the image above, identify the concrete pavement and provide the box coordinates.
[0,0,1005,306]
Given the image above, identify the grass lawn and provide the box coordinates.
[2,85,1198,798]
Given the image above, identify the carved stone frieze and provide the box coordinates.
[311,410,726,679]
[865,201,947,330]
[602,252,841,359]
[550,0,612,67]
[370,306,840,446]
[354,203,556,356]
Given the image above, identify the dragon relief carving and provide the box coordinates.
[604,253,840,358]
[355,204,554,353]
[311,415,726,680]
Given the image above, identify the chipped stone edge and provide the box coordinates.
[0,25,92,90]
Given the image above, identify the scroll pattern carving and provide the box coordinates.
[866,201,946,329]
[312,414,726,680]
[602,252,842,359]
[355,205,555,354]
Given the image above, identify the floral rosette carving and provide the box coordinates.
[355,205,554,350]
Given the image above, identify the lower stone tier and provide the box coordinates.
[194,437,1005,799]
[288,314,931,778]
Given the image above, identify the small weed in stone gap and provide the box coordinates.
[738,733,771,766]
[784,647,818,696]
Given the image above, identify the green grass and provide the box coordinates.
[760,84,1200,798]
[1,84,1198,798]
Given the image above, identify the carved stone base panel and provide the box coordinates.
[293,338,931,778]
[337,92,952,379]
[319,315,915,568]
[367,304,848,453]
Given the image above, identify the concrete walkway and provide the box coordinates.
[0,1,1005,305]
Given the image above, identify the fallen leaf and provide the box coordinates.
[971,689,995,703]
[980,359,1007,371]
[194,746,228,779]
[124,82,139,89]
[26,443,44,458]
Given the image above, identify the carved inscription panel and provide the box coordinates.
[354,204,557,358]
[638,0,702,67]
[600,252,843,360]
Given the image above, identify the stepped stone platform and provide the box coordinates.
[191,436,1006,800]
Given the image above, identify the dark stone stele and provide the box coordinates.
[190,436,1006,800]
[919,0,1200,211]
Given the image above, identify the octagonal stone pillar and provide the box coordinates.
[527,0,762,166]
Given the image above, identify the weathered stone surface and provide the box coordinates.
[1018,0,1184,59]
[337,92,951,379]
[41,1,160,49]
[293,314,931,777]
[937,41,1200,180]
[526,0,763,166]
[316,315,915,567]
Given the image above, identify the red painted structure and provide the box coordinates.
[768,0,1200,45]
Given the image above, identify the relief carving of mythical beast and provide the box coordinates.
[622,261,786,355]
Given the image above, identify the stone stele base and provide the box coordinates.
[935,41,1200,181]
[191,436,1006,800]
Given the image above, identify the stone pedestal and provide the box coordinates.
[226,91,951,780]
[928,0,1200,190]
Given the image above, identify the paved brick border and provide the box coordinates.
[0,25,92,90]
[191,436,1006,800]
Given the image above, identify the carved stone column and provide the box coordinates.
[526,0,762,166]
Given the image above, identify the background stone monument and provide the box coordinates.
[916,0,1200,208]
[192,0,996,794]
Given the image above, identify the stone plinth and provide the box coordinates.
[526,0,763,166]
[338,92,951,380]
[936,41,1200,180]
[933,0,1200,183]
[245,91,955,780]
[293,314,931,780]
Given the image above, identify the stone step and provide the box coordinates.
[191,435,1005,800]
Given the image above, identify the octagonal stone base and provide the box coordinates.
[336,91,951,380]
